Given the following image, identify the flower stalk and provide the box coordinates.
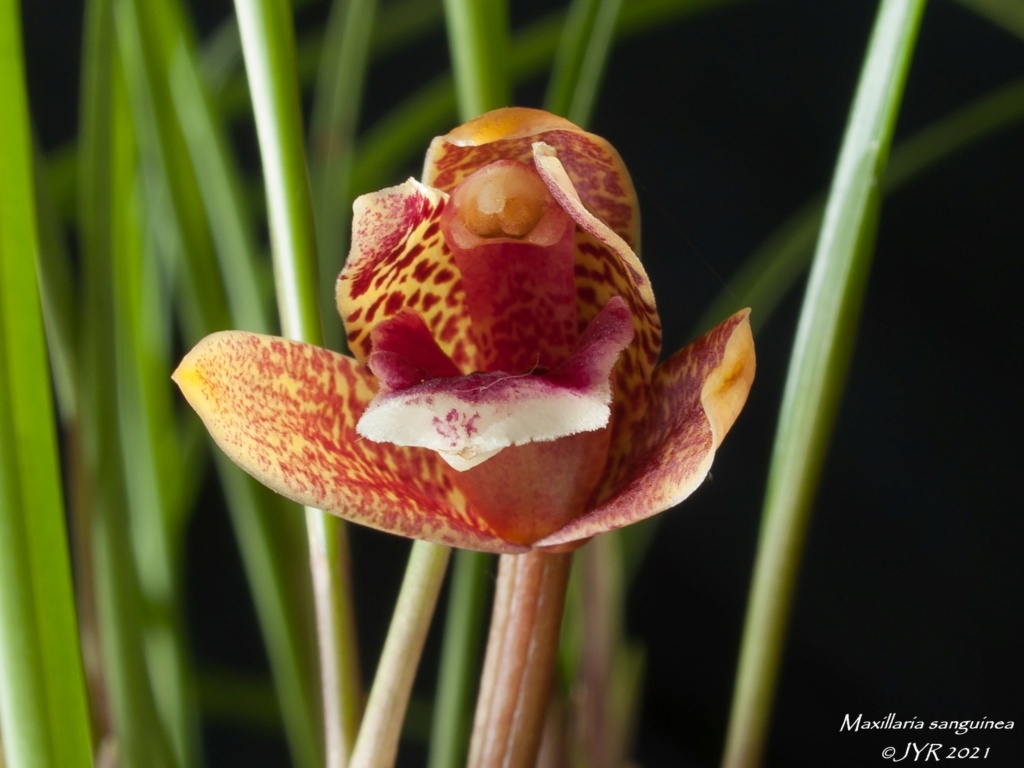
[468,550,573,768]
[350,542,451,768]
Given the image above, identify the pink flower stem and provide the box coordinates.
[468,550,573,768]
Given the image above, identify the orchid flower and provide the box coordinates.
[173,107,755,553]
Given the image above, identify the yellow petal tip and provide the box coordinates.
[171,349,206,396]
[702,309,755,446]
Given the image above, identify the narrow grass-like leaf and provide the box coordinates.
[369,0,444,55]
[203,0,444,124]
[611,76,1024,593]
[111,212,199,768]
[112,4,204,762]
[722,1,928,765]
[117,0,227,339]
[214,456,325,768]
[169,49,326,768]
[577,535,627,767]
[125,0,326,763]
[0,4,94,767]
[78,3,180,764]
[443,0,510,119]
[234,0,321,341]
[955,0,1024,39]
[33,150,80,425]
[309,0,379,352]
[545,0,624,125]
[168,40,271,334]
[351,0,744,195]
[698,75,1024,337]
[95,112,179,768]
[233,0,363,762]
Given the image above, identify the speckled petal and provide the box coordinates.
[173,331,525,552]
[336,179,477,370]
[422,107,640,250]
[532,141,658,359]
[532,141,663,485]
[533,309,755,549]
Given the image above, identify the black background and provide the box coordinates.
[23,0,1024,766]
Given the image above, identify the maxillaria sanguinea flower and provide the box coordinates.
[173,107,755,553]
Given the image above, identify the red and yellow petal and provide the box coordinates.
[532,142,663,483]
[336,180,478,370]
[533,309,755,550]
[422,107,640,251]
[172,331,526,552]
[532,142,659,364]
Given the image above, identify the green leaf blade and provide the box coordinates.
[0,2,95,765]
[722,0,929,765]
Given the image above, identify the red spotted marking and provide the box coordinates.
[338,181,478,370]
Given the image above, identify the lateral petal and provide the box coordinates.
[533,309,755,549]
[532,142,659,368]
[532,142,663,485]
[337,179,477,370]
[173,331,523,552]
